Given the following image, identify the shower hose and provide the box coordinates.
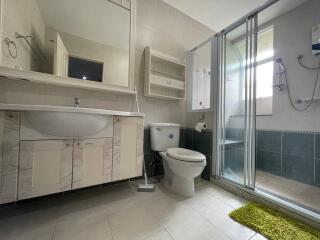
[283,55,320,111]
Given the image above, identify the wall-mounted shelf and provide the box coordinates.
[0,66,136,95]
[144,47,185,101]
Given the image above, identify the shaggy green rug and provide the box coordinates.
[229,202,320,240]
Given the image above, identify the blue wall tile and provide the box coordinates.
[186,129,193,149]
[282,154,314,185]
[315,134,320,159]
[201,156,211,181]
[224,146,244,173]
[144,128,151,154]
[256,150,281,176]
[282,132,315,185]
[225,128,244,141]
[192,130,212,158]
[257,130,281,153]
[316,158,320,187]
[187,129,212,181]
[144,154,154,177]
[146,126,320,187]
[179,128,187,148]
[282,132,314,158]
[153,152,164,176]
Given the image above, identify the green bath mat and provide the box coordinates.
[229,202,320,240]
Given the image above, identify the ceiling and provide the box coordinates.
[36,0,130,49]
[162,0,308,32]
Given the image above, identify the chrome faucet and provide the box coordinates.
[74,97,80,108]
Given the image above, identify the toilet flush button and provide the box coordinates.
[168,134,174,139]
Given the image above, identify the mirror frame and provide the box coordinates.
[0,0,137,95]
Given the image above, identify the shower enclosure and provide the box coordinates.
[216,15,257,189]
[211,0,320,223]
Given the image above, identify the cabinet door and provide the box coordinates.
[112,117,144,181]
[72,138,112,189]
[18,140,73,200]
[0,112,20,204]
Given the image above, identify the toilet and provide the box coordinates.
[150,123,206,197]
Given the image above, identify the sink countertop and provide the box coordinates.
[0,103,145,117]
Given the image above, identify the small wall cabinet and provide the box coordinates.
[0,112,144,203]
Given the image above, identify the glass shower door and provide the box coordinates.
[216,16,257,188]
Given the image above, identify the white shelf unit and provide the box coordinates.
[144,47,186,101]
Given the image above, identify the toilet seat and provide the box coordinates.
[166,148,206,162]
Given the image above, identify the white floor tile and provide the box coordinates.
[164,214,213,240]
[53,208,112,240]
[0,207,57,240]
[249,233,268,240]
[203,208,255,240]
[0,180,257,240]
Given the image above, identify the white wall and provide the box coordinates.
[1,0,45,71]
[44,28,130,87]
[0,0,213,127]
[257,0,320,132]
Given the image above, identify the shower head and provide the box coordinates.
[275,58,285,71]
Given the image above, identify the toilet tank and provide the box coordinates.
[150,123,180,151]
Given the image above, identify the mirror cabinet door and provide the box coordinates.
[0,0,135,90]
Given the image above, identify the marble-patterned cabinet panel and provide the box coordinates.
[112,116,144,181]
[18,140,73,200]
[0,111,20,204]
[72,138,113,189]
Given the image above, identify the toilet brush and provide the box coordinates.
[137,158,155,192]
[134,86,155,192]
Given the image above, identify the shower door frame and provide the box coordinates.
[212,0,320,225]
[215,14,258,189]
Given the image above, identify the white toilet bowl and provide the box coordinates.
[150,123,207,197]
[160,148,206,197]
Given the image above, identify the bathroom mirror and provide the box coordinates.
[0,0,135,91]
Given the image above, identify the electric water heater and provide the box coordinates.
[312,24,320,55]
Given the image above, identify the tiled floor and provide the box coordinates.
[256,170,320,213]
[0,180,267,240]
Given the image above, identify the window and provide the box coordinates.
[235,26,274,115]
[256,27,274,101]
[187,40,212,112]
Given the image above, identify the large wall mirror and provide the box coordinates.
[0,0,135,91]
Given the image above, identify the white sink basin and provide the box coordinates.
[25,111,108,137]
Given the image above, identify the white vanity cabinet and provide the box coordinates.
[0,106,144,203]
[72,138,113,189]
[0,112,20,204]
[18,140,73,200]
[112,117,144,181]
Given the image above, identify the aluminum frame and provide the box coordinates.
[215,15,258,188]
